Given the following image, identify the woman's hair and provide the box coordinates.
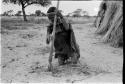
[47,7,56,13]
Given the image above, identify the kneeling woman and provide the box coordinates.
[46,7,80,65]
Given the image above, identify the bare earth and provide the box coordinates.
[0,17,123,83]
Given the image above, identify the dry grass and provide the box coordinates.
[65,16,95,24]
[1,16,96,34]
[95,0,123,47]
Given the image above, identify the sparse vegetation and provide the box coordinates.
[2,0,51,21]
[1,16,123,83]
[1,10,13,16]
[1,0,123,83]
[15,11,22,16]
[35,10,42,16]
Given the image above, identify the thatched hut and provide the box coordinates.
[94,0,123,47]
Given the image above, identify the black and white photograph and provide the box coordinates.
[0,0,123,83]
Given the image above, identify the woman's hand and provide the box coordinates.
[50,35,54,41]
[46,34,50,44]
[46,34,53,44]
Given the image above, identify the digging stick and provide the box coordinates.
[48,0,60,71]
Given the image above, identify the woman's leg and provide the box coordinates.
[58,54,65,65]
[71,52,79,64]
[57,54,69,65]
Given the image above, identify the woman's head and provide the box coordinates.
[47,7,63,22]
[47,7,56,22]
[47,7,56,13]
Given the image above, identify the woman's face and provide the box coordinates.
[48,13,55,22]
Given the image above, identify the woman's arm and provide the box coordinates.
[46,24,53,44]
[47,24,53,34]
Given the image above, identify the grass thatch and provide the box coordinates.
[94,0,123,47]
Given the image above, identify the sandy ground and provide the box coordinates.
[0,17,123,83]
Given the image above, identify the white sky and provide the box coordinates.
[0,0,102,16]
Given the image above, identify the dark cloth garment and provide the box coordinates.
[47,7,80,59]
[54,29,71,54]
[47,21,80,58]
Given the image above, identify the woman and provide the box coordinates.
[46,7,80,65]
